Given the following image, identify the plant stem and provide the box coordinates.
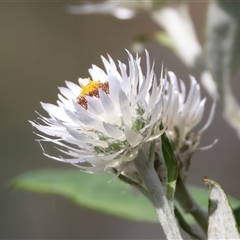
[134,149,183,240]
[175,176,208,234]
[174,206,205,240]
[112,168,154,202]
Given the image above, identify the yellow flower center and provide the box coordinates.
[77,78,109,110]
[80,78,101,97]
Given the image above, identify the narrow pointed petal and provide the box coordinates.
[118,88,132,127]
[124,125,142,147]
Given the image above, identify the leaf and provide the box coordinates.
[204,178,240,239]
[11,169,240,224]
[174,206,203,240]
[12,169,157,223]
[233,206,240,233]
[205,1,240,99]
[204,1,240,144]
[161,130,178,201]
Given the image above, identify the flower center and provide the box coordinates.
[77,78,109,109]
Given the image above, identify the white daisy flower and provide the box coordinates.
[30,50,169,174]
[162,72,216,179]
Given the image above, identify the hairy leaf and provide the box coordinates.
[205,1,240,100]
[204,178,240,239]
[11,169,240,224]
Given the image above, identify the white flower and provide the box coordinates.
[163,72,216,178]
[30,50,169,173]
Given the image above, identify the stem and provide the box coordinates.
[174,207,205,240]
[112,168,154,203]
[134,149,183,240]
[175,177,208,234]
[148,141,156,165]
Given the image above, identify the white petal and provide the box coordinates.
[124,125,142,147]
[58,87,75,100]
[65,81,81,96]
[65,126,108,148]
[90,64,108,81]
[86,96,105,116]
[199,101,216,134]
[103,122,125,139]
[73,101,100,125]
[118,88,132,127]
[168,71,179,91]
[99,89,120,125]
[118,61,130,93]
[43,152,84,163]
[97,151,123,161]
[108,71,121,111]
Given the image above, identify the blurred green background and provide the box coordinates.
[1,2,240,239]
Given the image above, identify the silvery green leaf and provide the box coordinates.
[204,1,240,135]
[204,178,240,240]
[205,1,240,97]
